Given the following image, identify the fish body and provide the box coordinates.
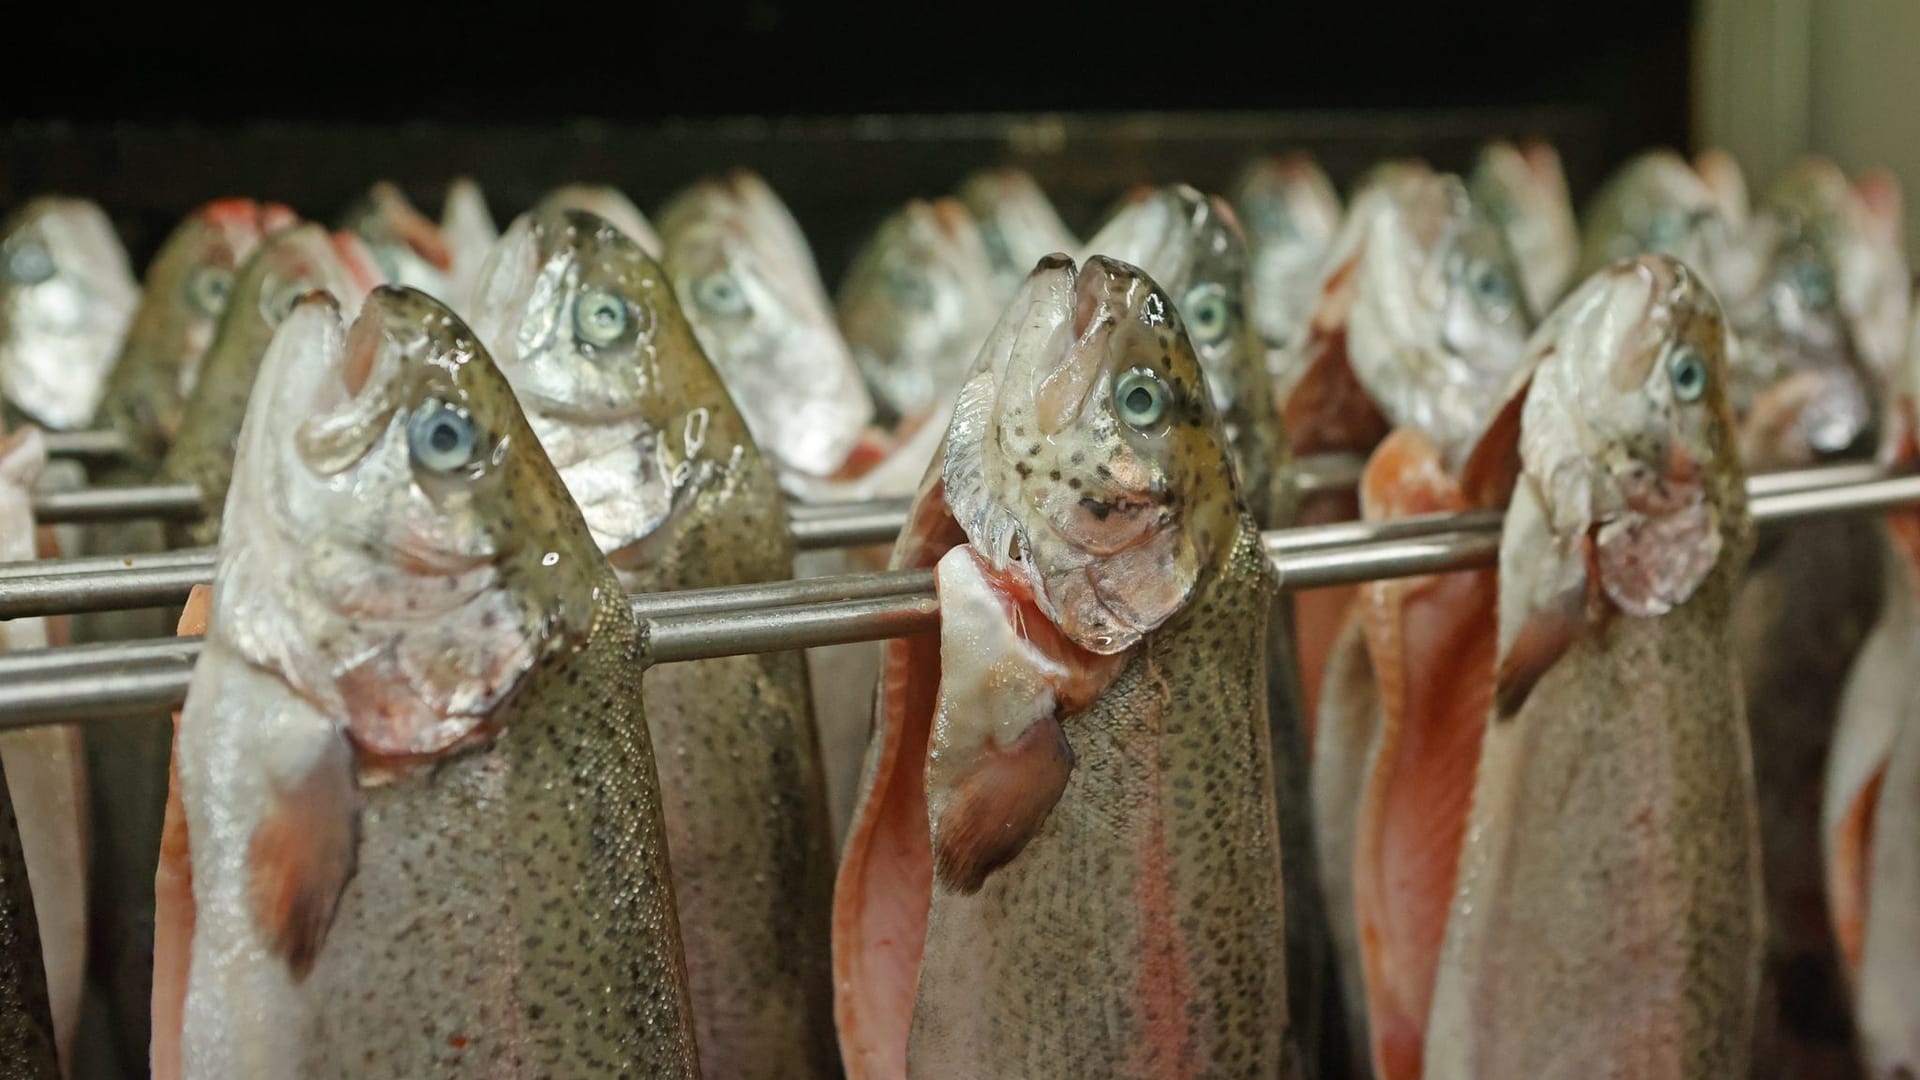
[172,287,698,1076]
[0,748,59,1080]
[337,182,454,300]
[838,198,999,429]
[956,168,1080,301]
[1425,255,1761,1078]
[533,184,662,257]
[1232,154,1342,367]
[0,423,86,1079]
[1470,140,1578,316]
[0,198,136,431]
[659,171,875,483]
[835,255,1297,1078]
[471,207,837,1079]
[157,225,379,549]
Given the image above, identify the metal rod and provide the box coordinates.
[0,546,216,583]
[2,464,1917,728]
[41,429,132,463]
[1293,453,1366,496]
[0,563,218,619]
[31,484,206,524]
[788,503,908,551]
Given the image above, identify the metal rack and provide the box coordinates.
[0,460,1909,731]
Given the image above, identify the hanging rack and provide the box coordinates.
[0,463,1911,731]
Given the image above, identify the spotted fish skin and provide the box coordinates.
[1425,256,1761,1079]
[175,288,698,1077]
[0,758,57,1080]
[471,207,837,1079]
[909,518,1294,1079]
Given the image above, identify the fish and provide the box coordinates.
[156,225,380,549]
[1723,174,1883,1080]
[150,583,210,1080]
[1696,148,1752,230]
[1424,254,1761,1077]
[0,737,60,1080]
[1081,183,1289,526]
[0,197,137,432]
[1766,158,1911,396]
[834,254,1299,1078]
[94,199,295,473]
[337,182,455,300]
[470,206,837,1078]
[439,177,499,315]
[658,170,877,483]
[533,184,663,257]
[0,421,88,1079]
[169,286,699,1076]
[1230,154,1342,378]
[1822,300,1920,1080]
[78,197,291,1076]
[1577,150,1739,287]
[1470,140,1579,316]
[956,167,1080,301]
[837,198,1000,429]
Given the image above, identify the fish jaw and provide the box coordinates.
[0,198,138,430]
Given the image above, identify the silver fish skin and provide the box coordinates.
[440,177,499,316]
[1231,154,1342,366]
[338,181,454,299]
[956,167,1081,301]
[658,171,875,483]
[1470,140,1579,316]
[1578,150,1741,289]
[533,184,663,258]
[0,198,136,431]
[1426,254,1761,1079]
[838,197,1000,428]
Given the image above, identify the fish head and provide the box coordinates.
[1081,186,1253,414]
[1470,140,1579,315]
[1768,158,1913,389]
[956,167,1081,296]
[228,285,600,762]
[660,180,873,479]
[470,207,756,563]
[944,254,1240,654]
[339,181,454,297]
[1344,171,1535,469]
[0,197,138,429]
[838,198,1000,425]
[533,184,662,258]
[1231,153,1342,354]
[1579,151,1736,287]
[1518,254,1745,624]
[1725,212,1875,468]
[439,177,501,313]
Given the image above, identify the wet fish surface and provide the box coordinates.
[0,197,137,432]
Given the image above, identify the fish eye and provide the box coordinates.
[1465,260,1516,316]
[1114,368,1170,429]
[407,399,481,473]
[1645,209,1686,250]
[1789,257,1836,309]
[886,267,935,311]
[185,266,233,317]
[573,286,630,346]
[1667,344,1709,404]
[263,279,313,324]
[692,270,749,317]
[3,243,54,285]
[1182,283,1233,345]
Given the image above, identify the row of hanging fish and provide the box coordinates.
[0,141,1912,1079]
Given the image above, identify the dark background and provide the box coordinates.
[1,1,1695,279]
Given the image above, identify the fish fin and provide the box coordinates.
[152,585,213,1080]
[245,734,359,981]
[931,714,1075,895]
[1458,375,1531,509]
[1493,538,1596,719]
[1830,764,1886,980]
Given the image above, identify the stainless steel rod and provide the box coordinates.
[32,484,206,524]
[41,429,132,463]
[0,661,195,730]
[0,546,217,583]
[0,563,218,619]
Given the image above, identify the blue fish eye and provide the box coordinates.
[573,286,630,346]
[693,270,748,317]
[3,243,54,285]
[1114,368,1170,429]
[185,265,233,317]
[1182,283,1233,345]
[1790,257,1836,309]
[1667,344,1709,403]
[408,399,481,473]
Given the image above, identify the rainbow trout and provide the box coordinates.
[956,168,1080,301]
[172,287,698,1076]
[1425,254,1761,1078]
[0,197,136,432]
[1470,140,1579,316]
[470,207,836,1079]
[532,185,662,257]
[156,225,379,549]
[835,255,1297,1078]
[1230,154,1341,371]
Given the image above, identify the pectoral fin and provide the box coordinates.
[245,734,360,980]
[931,716,1076,895]
[1494,537,1595,719]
